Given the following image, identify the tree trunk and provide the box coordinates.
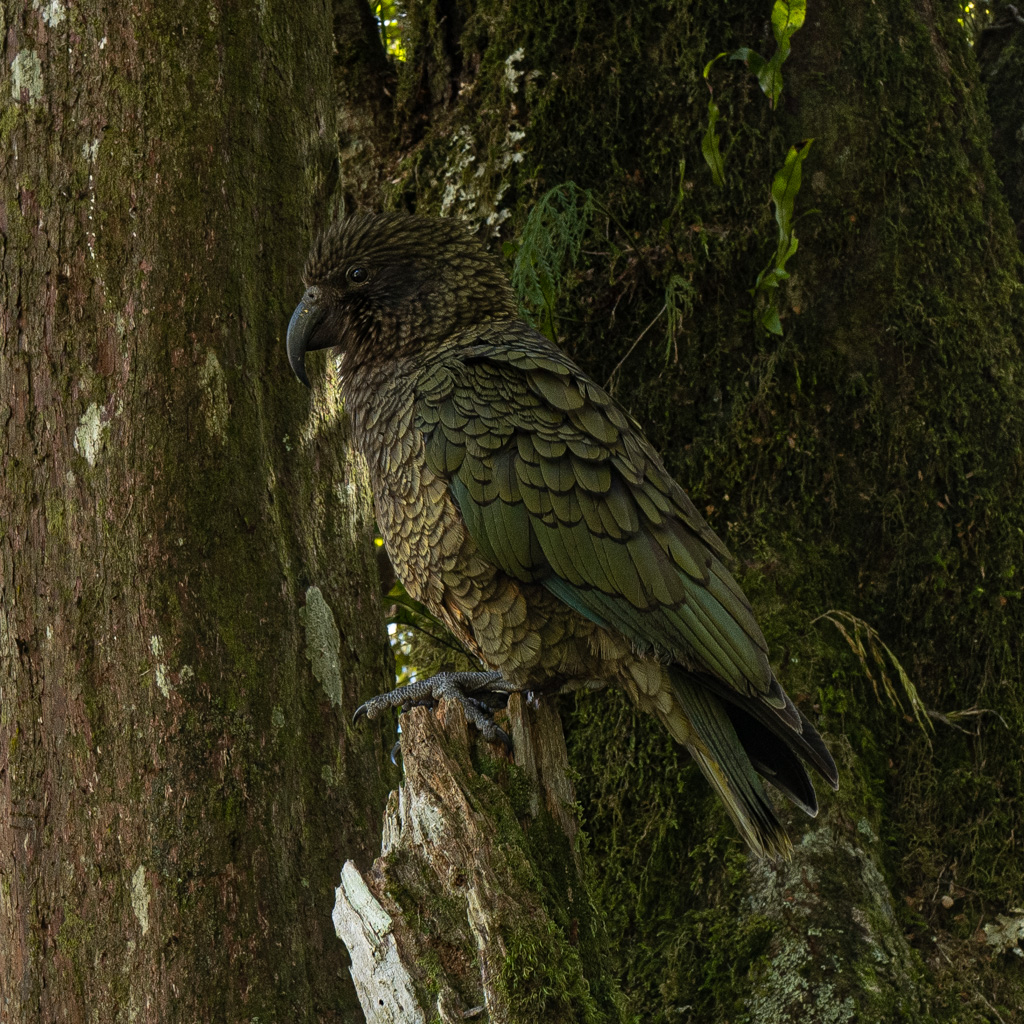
[1,2,393,1020]
[330,0,1024,1022]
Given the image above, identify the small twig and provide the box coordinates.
[926,707,1009,734]
[604,303,667,390]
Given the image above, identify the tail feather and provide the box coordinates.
[670,673,793,859]
[696,671,839,791]
[723,702,818,816]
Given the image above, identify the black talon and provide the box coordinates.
[390,740,403,766]
[493,726,514,756]
[353,703,369,725]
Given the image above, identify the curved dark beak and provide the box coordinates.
[286,288,330,388]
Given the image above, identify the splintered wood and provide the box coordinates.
[333,694,579,1024]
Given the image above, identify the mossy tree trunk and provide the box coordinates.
[331,0,1024,1021]
[0,1,394,1020]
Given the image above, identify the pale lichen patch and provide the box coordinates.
[10,51,43,106]
[148,636,173,697]
[155,663,170,698]
[41,0,65,25]
[198,349,229,441]
[31,0,66,26]
[299,586,343,708]
[129,865,150,935]
[984,911,1024,956]
[73,402,108,466]
[503,48,526,93]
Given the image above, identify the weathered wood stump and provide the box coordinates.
[334,694,588,1023]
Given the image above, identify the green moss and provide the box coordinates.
[0,105,19,150]
[501,916,605,1024]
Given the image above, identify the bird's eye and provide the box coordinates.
[347,266,369,283]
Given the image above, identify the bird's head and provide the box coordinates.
[286,213,518,387]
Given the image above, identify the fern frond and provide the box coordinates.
[510,183,595,337]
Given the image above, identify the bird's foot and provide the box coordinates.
[354,670,514,753]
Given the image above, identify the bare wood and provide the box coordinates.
[333,862,427,1024]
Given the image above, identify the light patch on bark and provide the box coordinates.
[73,402,107,466]
[81,138,99,161]
[149,635,172,696]
[984,911,1024,956]
[299,586,343,708]
[334,862,427,1024]
[31,0,66,26]
[154,664,170,697]
[129,866,150,935]
[198,350,229,442]
[10,51,43,106]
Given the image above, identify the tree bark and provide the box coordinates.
[1,1,393,1020]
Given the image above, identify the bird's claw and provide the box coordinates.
[352,670,515,756]
[488,724,514,756]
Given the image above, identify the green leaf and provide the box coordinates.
[702,51,729,80]
[751,140,813,335]
[759,52,785,108]
[770,140,813,248]
[761,0,807,106]
[729,1,806,108]
[771,0,807,55]
[760,305,784,336]
[701,97,726,187]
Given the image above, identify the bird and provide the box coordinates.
[286,212,838,858]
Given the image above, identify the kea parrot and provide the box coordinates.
[286,213,838,858]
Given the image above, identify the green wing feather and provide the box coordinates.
[418,324,774,702]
